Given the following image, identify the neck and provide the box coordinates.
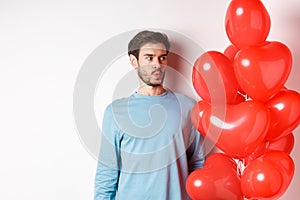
[136,85,166,96]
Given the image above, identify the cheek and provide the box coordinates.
[140,65,152,73]
[138,67,150,76]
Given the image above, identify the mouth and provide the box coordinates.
[152,69,163,75]
[152,71,162,78]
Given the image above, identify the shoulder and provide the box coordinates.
[102,97,131,132]
[104,97,131,116]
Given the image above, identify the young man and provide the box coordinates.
[94,30,205,200]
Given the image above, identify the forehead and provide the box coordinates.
[139,42,167,54]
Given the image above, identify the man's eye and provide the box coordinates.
[159,56,167,61]
[146,56,153,61]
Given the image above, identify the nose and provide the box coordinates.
[152,58,162,69]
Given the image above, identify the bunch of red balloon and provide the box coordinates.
[186,0,300,199]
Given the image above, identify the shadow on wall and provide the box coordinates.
[276,11,300,200]
[166,41,221,156]
[166,52,196,98]
[165,38,204,101]
[284,14,300,91]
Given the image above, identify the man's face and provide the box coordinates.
[131,42,168,87]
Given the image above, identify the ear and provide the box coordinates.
[129,54,138,69]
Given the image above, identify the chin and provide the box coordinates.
[148,83,162,87]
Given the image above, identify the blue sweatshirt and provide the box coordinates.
[94,90,205,200]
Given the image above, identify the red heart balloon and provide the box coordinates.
[202,101,270,158]
[192,51,240,104]
[268,133,295,155]
[191,101,211,135]
[241,156,283,198]
[186,153,243,200]
[234,41,292,102]
[225,0,271,48]
[245,133,295,165]
[260,151,295,200]
[224,44,239,62]
[265,89,300,140]
[241,151,294,200]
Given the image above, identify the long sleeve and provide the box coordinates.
[94,162,119,200]
[95,91,206,200]
[94,105,122,200]
[187,126,206,173]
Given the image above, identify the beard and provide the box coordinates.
[137,68,165,87]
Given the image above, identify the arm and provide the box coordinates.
[94,105,122,200]
[187,126,205,173]
[94,161,119,200]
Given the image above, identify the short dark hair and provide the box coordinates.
[128,30,170,60]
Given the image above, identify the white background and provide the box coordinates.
[0,0,299,199]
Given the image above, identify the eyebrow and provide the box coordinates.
[143,53,168,57]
